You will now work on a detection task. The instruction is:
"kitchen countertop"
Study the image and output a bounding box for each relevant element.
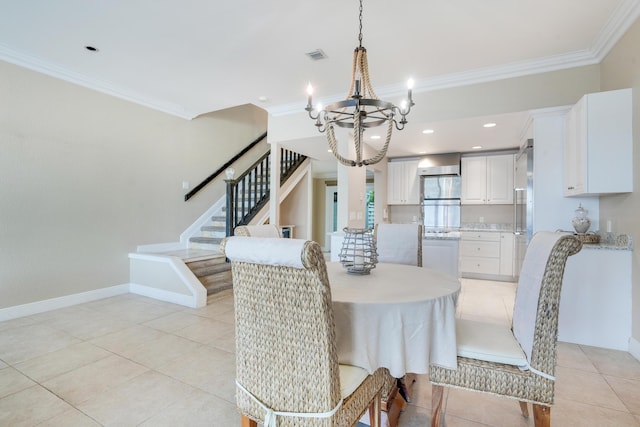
[423,231,461,240]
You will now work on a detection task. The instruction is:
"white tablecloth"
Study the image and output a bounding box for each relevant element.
[327,262,460,378]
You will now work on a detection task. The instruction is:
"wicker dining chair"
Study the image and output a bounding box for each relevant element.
[233,224,282,238]
[222,236,386,427]
[374,223,423,267]
[429,232,582,427]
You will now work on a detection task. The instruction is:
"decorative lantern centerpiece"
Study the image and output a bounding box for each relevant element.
[339,227,378,274]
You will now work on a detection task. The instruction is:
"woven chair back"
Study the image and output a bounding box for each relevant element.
[234,224,281,237]
[225,238,341,426]
[513,232,582,381]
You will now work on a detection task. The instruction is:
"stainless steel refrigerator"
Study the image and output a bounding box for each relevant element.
[514,139,533,277]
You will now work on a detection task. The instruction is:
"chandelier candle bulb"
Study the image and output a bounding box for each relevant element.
[306,83,313,107]
[408,78,414,102]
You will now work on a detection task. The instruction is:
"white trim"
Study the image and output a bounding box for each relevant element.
[128,252,207,308]
[629,337,640,362]
[179,196,226,244]
[129,283,199,308]
[268,0,640,118]
[0,43,198,120]
[591,0,640,62]
[0,284,129,322]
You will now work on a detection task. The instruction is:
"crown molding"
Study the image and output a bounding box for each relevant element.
[270,0,640,118]
[2,0,639,120]
[0,43,199,120]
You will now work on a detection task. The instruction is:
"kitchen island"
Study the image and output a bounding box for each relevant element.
[558,239,633,351]
[423,232,460,278]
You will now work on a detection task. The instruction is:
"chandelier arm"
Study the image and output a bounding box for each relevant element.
[362,118,393,166]
[327,124,357,167]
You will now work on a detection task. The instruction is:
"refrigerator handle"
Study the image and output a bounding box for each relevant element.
[514,188,524,232]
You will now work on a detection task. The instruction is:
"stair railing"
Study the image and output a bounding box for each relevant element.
[226,148,306,236]
[184,131,267,202]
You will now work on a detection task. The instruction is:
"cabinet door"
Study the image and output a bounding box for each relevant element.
[563,97,585,196]
[404,160,420,204]
[387,162,406,204]
[461,157,487,204]
[387,160,420,204]
[486,155,514,204]
[499,232,514,276]
[564,89,632,196]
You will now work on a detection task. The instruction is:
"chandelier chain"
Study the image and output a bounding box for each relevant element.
[358,0,363,48]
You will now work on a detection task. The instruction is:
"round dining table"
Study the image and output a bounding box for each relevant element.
[326,262,461,378]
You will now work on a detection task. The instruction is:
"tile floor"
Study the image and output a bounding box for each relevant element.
[1,279,639,426]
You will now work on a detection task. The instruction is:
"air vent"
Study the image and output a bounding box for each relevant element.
[306,49,327,61]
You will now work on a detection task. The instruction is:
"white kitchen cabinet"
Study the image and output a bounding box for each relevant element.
[499,232,514,276]
[459,231,501,275]
[387,160,420,205]
[461,154,514,205]
[563,88,632,196]
[459,231,514,278]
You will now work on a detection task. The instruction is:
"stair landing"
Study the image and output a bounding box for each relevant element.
[149,248,232,297]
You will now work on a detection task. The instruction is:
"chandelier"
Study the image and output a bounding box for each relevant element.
[305,0,414,167]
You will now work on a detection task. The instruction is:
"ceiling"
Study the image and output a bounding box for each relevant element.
[1,0,639,166]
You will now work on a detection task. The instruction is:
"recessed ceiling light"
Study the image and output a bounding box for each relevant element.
[370,135,381,140]
[258,96,269,103]
[422,129,434,134]
[483,123,497,128]
[472,145,483,150]
[328,149,332,153]
[418,151,427,154]
[84,46,99,52]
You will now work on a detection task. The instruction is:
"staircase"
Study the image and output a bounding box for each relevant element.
[180,147,306,299]
[185,213,229,296]
[185,255,233,296]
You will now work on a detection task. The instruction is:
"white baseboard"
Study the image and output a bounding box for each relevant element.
[0,284,129,322]
[629,337,640,362]
[129,283,200,308]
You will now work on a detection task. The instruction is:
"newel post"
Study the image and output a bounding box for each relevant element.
[225,168,236,236]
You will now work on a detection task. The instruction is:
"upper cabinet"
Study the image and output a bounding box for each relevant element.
[461,154,514,205]
[387,160,420,205]
[564,88,632,197]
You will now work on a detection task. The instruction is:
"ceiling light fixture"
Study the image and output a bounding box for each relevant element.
[483,123,497,128]
[422,129,434,134]
[305,0,414,167]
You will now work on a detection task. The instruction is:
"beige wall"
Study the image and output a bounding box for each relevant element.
[280,171,311,240]
[599,18,640,345]
[0,60,267,309]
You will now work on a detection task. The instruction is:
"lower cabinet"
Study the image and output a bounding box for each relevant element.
[459,231,514,278]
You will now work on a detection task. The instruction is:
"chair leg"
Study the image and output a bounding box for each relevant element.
[519,401,529,418]
[431,384,444,427]
[368,391,382,427]
[533,404,550,427]
[241,415,257,427]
